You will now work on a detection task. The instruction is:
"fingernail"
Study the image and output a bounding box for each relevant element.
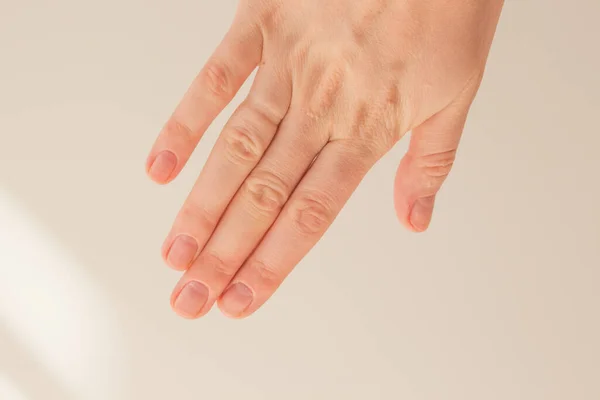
[167,235,198,270]
[410,196,435,232]
[148,151,177,183]
[220,283,254,317]
[173,281,208,318]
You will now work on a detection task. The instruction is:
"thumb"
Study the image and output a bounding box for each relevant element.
[394,80,480,232]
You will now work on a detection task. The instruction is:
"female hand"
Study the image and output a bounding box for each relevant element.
[146,0,504,319]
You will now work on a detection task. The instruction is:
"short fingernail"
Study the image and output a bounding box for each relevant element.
[173,281,208,318]
[410,196,435,232]
[148,151,177,183]
[166,235,198,270]
[221,283,254,317]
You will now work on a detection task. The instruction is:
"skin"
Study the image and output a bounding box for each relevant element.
[146,0,505,319]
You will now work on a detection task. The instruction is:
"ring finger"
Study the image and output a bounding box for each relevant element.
[162,63,292,271]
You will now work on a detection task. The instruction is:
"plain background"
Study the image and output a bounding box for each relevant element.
[0,0,598,399]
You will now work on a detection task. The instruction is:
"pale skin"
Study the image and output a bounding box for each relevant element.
[146,0,505,319]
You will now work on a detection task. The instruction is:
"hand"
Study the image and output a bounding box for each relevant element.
[146,0,504,319]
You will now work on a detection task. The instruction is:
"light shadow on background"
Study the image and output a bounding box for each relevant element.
[0,188,125,400]
[0,324,76,400]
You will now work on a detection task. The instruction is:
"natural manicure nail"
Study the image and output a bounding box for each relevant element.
[148,151,177,183]
[173,281,209,318]
[221,283,254,317]
[167,235,198,270]
[410,196,435,232]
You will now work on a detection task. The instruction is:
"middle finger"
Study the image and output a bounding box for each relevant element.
[171,110,328,318]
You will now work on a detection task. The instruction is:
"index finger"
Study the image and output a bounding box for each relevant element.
[146,17,263,184]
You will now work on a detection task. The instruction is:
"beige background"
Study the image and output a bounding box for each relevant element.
[0,0,599,399]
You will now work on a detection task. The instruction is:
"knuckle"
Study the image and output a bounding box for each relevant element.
[244,171,289,214]
[384,83,409,142]
[418,149,457,180]
[246,98,285,129]
[200,252,236,278]
[201,60,234,98]
[251,260,281,287]
[223,123,263,164]
[165,118,195,143]
[290,191,335,236]
[382,79,415,139]
[341,103,396,160]
[179,204,218,233]
[351,103,372,139]
[386,83,402,109]
[305,64,347,118]
[223,100,283,165]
